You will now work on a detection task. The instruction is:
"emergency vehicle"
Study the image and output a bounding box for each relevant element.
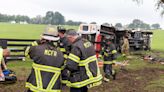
[78,24,116,58]
[78,24,153,53]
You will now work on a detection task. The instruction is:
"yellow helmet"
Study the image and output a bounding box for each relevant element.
[42,26,59,41]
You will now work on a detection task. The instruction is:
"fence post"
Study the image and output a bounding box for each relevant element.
[0,40,7,49]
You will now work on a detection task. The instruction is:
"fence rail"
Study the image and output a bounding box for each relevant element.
[0,38,37,61]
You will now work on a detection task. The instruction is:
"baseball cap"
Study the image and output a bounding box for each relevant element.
[65,29,78,36]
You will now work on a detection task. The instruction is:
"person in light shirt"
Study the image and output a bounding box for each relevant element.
[0,48,10,81]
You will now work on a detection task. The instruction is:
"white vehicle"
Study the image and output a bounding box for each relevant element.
[78,24,100,35]
[78,24,102,58]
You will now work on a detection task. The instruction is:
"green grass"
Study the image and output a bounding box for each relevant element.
[0,23,45,39]
[7,61,32,78]
[126,59,147,70]
[151,30,164,51]
[7,61,32,68]
[0,23,78,39]
[144,75,164,92]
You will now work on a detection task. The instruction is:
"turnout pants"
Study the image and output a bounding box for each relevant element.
[70,86,88,92]
[103,64,113,79]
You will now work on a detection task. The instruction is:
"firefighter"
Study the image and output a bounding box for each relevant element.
[0,48,9,81]
[58,26,71,53]
[102,36,117,82]
[58,27,71,84]
[25,27,65,92]
[65,29,102,92]
[121,33,129,56]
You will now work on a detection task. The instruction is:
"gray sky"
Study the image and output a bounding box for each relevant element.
[0,0,163,28]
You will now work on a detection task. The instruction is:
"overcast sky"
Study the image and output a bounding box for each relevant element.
[0,0,163,28]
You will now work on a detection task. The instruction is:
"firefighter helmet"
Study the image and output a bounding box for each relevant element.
[57,26,66,34]
[42,26,59,41]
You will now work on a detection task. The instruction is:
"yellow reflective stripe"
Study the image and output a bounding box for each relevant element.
[87,80,102,88]
[79,55,97,66]
[112,50,117,54]
[60,48,66,52]
[79,55,97,79]
[112,60,116,63]
[104,52,108,56]
[0,48,3,64]
[98,54,102,58]
[34,69,43,89]
[122,54,126,57]
[79,59,97,66]
[68,53,80,63]
[67,74,102,88]
[47,73,60,90]
[26,82,61,92]
[32,63,62,91]
[61,80,69,84]
[64,54,68,59]
[85,64,93,78]
[33,63,61,73]
[61,65,65,70]
[68,56,79,63]
[25,46,30,57]
[103,61,113,65]
[80,55,97,63]
[32,41,38,46]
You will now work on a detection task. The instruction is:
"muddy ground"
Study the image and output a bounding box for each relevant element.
[89,68,164,92]
[0,67,163,92]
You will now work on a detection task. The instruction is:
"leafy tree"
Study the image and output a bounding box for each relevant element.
[44,11,65,25]
[66,20,83,25]
[140,23,150,30]
[115,23,123,28]
[151,23,160,29]
[31,15,44,24]
[66,20,74,25]
[128,19,150,30]
[45,11,54,24]
[52,11,65,25]
[90,22,97,24]
[102,23,110,26]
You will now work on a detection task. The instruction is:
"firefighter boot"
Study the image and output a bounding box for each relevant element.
[112,69,116,80]
[103,74,110,82]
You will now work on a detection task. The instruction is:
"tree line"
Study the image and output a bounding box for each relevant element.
[114,19,161,30]
[91,19,161,30]
[0,11,162,30]
[0,11,83,25]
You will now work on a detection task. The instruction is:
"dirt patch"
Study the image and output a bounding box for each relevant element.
[89,68,164,92]
[0,68,163,92]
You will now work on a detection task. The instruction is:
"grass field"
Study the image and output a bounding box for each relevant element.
[0,23,164,92]
[0,23,78,39]
[0,23,163,51]
[151,30,164,51]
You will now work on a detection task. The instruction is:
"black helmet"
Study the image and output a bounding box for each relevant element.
[57,26,66,34]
